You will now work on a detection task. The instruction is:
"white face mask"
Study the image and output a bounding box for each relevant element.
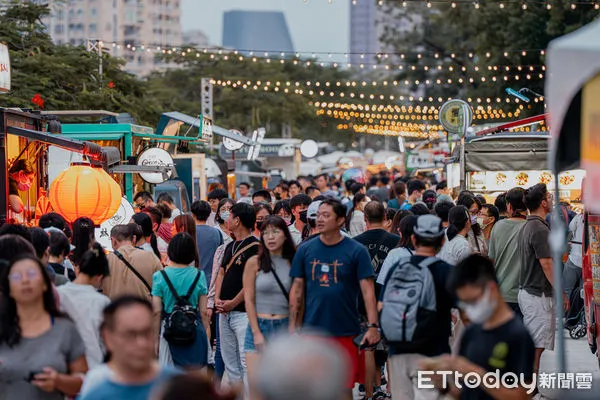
[461,286,497,325]
[476,217,485,226]
[220,211,231,222]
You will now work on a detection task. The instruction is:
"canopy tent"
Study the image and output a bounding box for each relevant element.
[546,19,600,172]
[463,133,549,172]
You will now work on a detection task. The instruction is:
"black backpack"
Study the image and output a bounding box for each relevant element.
[161,270,201,346]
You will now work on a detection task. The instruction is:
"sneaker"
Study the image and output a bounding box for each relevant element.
[373,390,387,400]
[358,384,366,396]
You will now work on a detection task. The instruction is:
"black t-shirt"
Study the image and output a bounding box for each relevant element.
[388,255,455,357]
[354,229,400,316]
[458,317,535,400]
[220,236,260,312]
[354,229,401,276]
[48,262,76,282]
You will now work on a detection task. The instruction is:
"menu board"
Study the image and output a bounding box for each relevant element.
[468,169,585,192]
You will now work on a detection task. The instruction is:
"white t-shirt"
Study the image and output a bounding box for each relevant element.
[569,213,584,267]
[349,210,367,237]
[57,283,111,368]
[438,234,472,266]
[168,208,182,223]
[288,224,303,246]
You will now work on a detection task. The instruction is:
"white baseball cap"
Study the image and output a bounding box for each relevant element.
[307,200,322,220]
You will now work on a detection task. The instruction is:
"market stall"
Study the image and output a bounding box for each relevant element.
[448,132,585,205]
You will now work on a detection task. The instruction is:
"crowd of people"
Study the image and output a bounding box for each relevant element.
[0,171,583,400]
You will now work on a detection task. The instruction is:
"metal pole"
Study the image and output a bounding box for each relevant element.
[98,41,103,86]
[550,178,567,373]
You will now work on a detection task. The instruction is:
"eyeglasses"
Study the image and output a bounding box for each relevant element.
[134,203,145,209]
[9,269,40,282]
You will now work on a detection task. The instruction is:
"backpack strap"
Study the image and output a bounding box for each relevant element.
[160,270,181,302]
[417,257,440,270]
[183,271,202,302]
[114,251,152,294]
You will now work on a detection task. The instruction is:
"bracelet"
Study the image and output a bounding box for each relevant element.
[367,323,379,329]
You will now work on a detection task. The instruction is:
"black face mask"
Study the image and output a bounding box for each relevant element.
[299,210,308,224]
[256,221,264,231]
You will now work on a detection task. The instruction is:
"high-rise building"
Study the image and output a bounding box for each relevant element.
[349,0,383,66]
[222,10,294,54]
[33,0,183,76]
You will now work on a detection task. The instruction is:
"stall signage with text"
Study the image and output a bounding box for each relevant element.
[582,74,600,213]
[0,44,10,93]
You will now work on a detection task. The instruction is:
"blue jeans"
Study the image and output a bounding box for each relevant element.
[218,311,249,384]
[244,317,289,353]
[214,319,225,378]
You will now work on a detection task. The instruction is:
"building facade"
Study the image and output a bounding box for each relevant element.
[37,0,183,76]
[222,10,294,54]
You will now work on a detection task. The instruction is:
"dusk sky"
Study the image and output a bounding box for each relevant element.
[181,0,350,55]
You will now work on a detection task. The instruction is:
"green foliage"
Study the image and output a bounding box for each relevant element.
[0,1,158,126]
[380,0,599,117]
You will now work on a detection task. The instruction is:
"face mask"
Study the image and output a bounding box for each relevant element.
[283,217,292,226]
[461,286,497,324]
[470,215,478,225]
[220,211,231,222]
[476,217,484,226]
[274,193,282,200]
[256,221,264,231]
[299,210,308,224]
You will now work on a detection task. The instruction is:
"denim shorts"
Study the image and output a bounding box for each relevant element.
[244,317,289,353]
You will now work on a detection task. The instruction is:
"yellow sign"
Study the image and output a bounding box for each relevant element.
[581,74,600,212]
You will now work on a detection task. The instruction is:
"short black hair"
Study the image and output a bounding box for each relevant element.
[494,193,507,214]
[48,230,71,258]
[252,190,271,202]
[254,202,273,216]
[28,227,49,260]
[110,225,133,242]
[273,200,292,216]
[437,181,448,191]
[364,201,385,224]
[207,188,228,201]
[319,198,346,220]
[38,212,68,235]
[290,194,312,210]
[79,243,110,278]
[413,234,444,252]
[407,180,426,196]
[482,204,500,223]
[524,183,548,212]
[131,213,153,237]
[156,192,175,205]
[434,201,454,223]
[102,296,152,331]
[344,179,356,192]
[305,186,319,196]
[143,206,162,226]
[232,202,256,230]
[380,176,390,185]
[350,182,364,195]
[133,191,153,202]
[506,187,526,214]
[168,232,197,265]
[410,203,431,216]
[316,173,329,182]
[288,180,301,188]
[156,203,172,220]
[475,194,487,205]
[238,182,250,189]
[191,200,212,222]
[447,254,498,294]
[0,224,31,242]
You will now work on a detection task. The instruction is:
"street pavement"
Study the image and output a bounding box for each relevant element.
[539,331,600,399]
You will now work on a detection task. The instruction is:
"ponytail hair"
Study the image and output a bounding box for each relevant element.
[346,193,366,230]
[447,206,470,242]
[71,217,95,266]
[78,243,109,278]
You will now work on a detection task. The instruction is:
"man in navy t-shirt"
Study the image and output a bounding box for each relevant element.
[290,198,380,391]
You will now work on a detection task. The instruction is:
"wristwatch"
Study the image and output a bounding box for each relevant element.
[367,323,379,329]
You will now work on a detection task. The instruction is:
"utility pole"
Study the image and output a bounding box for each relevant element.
[86,39,103,87]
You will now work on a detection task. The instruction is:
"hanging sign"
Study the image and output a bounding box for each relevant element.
[94,197,135,251]
[199,114,213,140]
[137,147,174,184]
[0,43,11,93]
[439,99,472,136]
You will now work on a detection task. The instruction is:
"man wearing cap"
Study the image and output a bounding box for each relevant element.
[380,215,455,400]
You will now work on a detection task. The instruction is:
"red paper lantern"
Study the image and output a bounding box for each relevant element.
[49,163,122,225]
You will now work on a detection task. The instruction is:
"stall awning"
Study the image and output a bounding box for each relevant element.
[464,134,549,172]
[7,126,103,160]
[156,112,256,146]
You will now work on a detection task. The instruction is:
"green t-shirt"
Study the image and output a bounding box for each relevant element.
[488,219,526,303]
[152,266,207,313]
